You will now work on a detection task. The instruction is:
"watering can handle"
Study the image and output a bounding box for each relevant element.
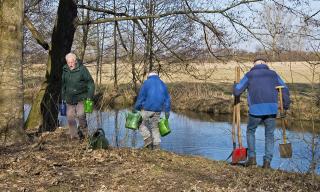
[276,86,287,144]
[97,128,105,135]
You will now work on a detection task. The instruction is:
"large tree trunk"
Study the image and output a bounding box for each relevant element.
[0,0,26,144]
[25,0,78,132]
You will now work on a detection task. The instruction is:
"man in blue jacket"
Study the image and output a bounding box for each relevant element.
[134,71,171,150]
[233,57,290,168]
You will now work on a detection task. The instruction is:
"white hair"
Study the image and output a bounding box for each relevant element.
[65,53,77,61]
[148,72,158,77]
[254,59,266,65]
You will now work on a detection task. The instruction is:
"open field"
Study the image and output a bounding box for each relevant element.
[83,61,320,84]
[24,61,320,85]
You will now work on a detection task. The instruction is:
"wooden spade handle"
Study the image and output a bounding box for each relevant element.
[235,67,242,147]
[276,86,287,144]
[232,104,236,148]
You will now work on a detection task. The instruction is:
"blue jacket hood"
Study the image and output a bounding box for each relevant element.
[250,64,269,71]
[134,75,171,112]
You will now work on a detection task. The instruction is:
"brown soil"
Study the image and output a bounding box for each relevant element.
[1,128,319,192]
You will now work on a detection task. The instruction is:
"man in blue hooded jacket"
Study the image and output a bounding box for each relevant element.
[233,57,290,168]
[134,71,171,150]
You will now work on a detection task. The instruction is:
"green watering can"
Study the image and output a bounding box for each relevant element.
[158,118,171,137]
[125,111,142,130]
[88,128,109,150]
[84,98,93,113]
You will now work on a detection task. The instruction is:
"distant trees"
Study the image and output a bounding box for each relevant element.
[24,0,265,131]
[259,1,294,60]
[21,0,320,134]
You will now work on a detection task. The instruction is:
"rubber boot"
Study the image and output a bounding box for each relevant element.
[143,137,152,149]
[262,160,271,169]
[244,157,257,167]
[152,145,160,150]
[78,130,85,142]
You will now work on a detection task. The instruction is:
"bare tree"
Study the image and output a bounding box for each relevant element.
[259,1,294,61]
[77,0,264,82]
[25,0,304,133]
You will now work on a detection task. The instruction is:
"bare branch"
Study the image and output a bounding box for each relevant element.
[140,18,184,62]
[25,0,44,12]
[24,16,50,50]
[77,4,127,17]
[77,0,262,25]
[183,0,229,55]
[220,12,267,51]
[202,26,226,62]
[116,23,129,53]
[184,0,224,40]
[305,9,320,22]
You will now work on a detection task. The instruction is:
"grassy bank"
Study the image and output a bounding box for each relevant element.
[23,80,319,121]
[94,82,234,113]
[94,82,320,121]
[0,128,319,191]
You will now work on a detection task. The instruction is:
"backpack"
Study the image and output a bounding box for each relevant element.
[88,128,109,150]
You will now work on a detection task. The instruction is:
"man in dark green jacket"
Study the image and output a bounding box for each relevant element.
[61,53,95,140]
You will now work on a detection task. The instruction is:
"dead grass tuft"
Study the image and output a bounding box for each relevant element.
[0,129,319,191]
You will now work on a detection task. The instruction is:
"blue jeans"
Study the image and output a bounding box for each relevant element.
[247,114,276,162]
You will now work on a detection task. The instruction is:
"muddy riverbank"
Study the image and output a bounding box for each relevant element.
[0,128,319,191]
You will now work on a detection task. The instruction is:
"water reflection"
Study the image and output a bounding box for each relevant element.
[84,110,141,148]
[24,105,319,174]
[177,110,320,134]
[87,109,320,174]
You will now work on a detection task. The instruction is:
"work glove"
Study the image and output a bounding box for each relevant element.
[233,81,237,86]
[165,112,170,119]
[232,81,237,94]
[280,111,286,118]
